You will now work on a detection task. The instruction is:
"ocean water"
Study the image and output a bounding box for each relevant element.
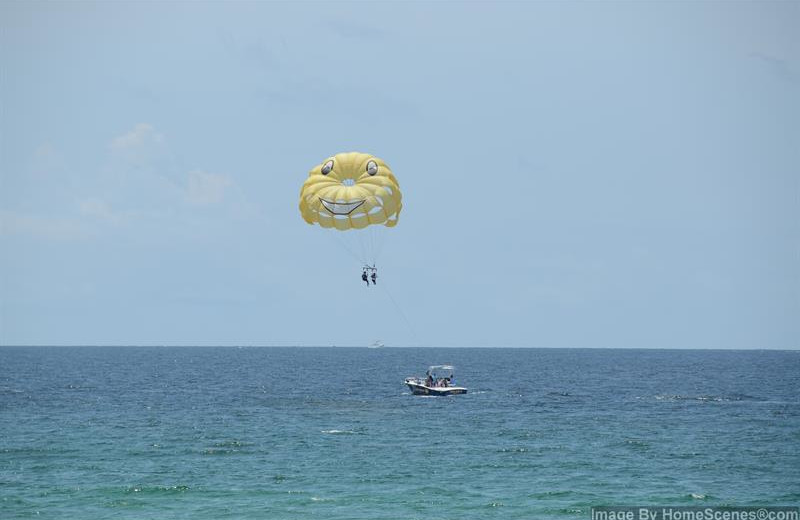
[1,347,798,519]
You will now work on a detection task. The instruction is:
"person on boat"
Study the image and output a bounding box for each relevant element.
[425,373,433,387]
[371,270,377,285]
[361,270,369,286]
[443,377,450,388]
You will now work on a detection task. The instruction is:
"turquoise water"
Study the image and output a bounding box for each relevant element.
[1,347,799,519]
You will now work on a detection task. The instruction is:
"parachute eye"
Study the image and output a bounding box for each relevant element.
[321,160,334,175]
[366,160,378,176]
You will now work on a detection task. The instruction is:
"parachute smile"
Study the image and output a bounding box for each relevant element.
[320,198,366,215]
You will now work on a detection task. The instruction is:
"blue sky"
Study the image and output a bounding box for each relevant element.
[1,1,797,348]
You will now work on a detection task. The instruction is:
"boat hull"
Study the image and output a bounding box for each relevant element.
[405,381,467,396]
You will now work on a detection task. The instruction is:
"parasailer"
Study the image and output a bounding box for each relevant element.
[299,152,402,283]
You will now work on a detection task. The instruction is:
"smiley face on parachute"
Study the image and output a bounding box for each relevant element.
[299,152,402,230]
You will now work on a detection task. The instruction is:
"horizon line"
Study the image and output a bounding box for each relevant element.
[1,345,798,351]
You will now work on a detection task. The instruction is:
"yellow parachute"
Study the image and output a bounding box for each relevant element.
[299,152,402,231]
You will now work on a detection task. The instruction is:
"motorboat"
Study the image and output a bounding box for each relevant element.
[405,365,467,396]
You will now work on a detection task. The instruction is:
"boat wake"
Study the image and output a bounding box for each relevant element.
[654,394,759,402]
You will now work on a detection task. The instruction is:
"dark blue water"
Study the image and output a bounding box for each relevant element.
[1,347,799,519]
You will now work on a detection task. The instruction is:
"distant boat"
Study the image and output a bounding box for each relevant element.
[368,340,384,349]
[405,365,467,396]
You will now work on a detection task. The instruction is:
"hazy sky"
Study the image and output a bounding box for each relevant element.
[1,1,797,348]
